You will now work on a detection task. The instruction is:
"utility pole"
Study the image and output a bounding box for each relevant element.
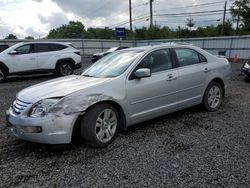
[222,1,227,35]
[129,0,132,32]
[150,0,154,27]
[236,6,241,32]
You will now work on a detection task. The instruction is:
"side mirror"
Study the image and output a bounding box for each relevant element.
[134,68,151,78]
[9,50,18,55]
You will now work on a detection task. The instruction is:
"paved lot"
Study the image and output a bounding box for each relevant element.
[0,61,249,187]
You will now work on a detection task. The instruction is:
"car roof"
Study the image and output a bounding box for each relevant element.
[121,43,195,52]
[16,41,71,45]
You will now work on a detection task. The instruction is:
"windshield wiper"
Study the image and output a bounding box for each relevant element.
[83,74,94,77]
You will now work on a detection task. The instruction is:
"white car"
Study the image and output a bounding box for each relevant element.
[0,42,82,82]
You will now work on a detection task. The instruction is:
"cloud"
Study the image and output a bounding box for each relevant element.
[0,0,235,38]
[51,0,128,19]
[38,12,69,29]
[0,17,19,38]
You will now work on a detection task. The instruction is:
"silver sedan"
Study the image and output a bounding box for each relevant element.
[6,43,231,147]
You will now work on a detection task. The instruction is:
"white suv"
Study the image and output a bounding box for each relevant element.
[0,42,82,82]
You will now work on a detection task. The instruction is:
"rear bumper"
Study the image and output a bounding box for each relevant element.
[6,108,78,144]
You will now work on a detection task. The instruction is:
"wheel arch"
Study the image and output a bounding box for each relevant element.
[0,61,9,75]
[71,100,127,143]
[208,77,225,97]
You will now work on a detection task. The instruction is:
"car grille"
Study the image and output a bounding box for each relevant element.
[12,99,31,114]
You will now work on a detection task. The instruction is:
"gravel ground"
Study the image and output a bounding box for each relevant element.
[0,61,249,188]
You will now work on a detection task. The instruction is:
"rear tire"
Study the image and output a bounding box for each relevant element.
[80,103,119,147]
[244,76,250,82]
[57,62,74,76]
[202,82,223,111]
[0,67,7,83]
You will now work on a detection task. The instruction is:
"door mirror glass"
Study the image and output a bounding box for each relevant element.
[9,50,18,55]
[134,68,151,78]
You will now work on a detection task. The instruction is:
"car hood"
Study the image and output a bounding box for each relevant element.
[17,75,111,103]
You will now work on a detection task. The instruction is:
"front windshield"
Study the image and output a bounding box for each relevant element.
[82,49,144,78]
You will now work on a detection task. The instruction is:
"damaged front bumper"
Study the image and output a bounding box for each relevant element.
[6,107,78,144]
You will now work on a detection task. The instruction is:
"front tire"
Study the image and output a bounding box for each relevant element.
[202,82,223,111]
[80,103,119,147]
[0,67,7,83]
[57,62,74,76]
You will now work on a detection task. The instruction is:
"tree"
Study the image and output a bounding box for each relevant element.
[86,27,115,39]
[135,27,148,40]
[25,36,34,40]
[135,25,176,40]
[5,34,17,39]
[217,20,234,36]
[230,0,250,31]
[47,21,86,39]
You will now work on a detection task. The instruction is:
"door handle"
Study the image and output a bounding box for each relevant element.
[29,58,35,60]
[166,74,177,81]
[204,68,210,72]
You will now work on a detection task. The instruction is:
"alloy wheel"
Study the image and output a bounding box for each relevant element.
[95,109,117,143]
[60,63,73,75]
[208,85,221,109]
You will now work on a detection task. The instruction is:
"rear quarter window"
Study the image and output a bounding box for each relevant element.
[199,53,207,63]
[57,44,67,50]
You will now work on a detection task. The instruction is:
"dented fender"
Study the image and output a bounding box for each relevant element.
[51,93,117,115]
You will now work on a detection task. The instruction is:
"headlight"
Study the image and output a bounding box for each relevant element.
[244,62,250,69]
[29,98,61,117]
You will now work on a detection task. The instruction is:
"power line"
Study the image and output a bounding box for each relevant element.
[154,9,230,17]
[114,11,228,28]
[107,1,232,28]
[155,12,227,18]
[157,19,221,24]
[109,15,150,27]
[154,0,234,6]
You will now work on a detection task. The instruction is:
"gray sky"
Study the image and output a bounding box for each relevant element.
[0,0,234,39]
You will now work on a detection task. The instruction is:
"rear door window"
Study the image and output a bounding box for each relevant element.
[175,48,201,67]
[34,44,51,53]
[34,43,67,53]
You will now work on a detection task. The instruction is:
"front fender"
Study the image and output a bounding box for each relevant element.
[0,61,9,74]
[51,93,121,115]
